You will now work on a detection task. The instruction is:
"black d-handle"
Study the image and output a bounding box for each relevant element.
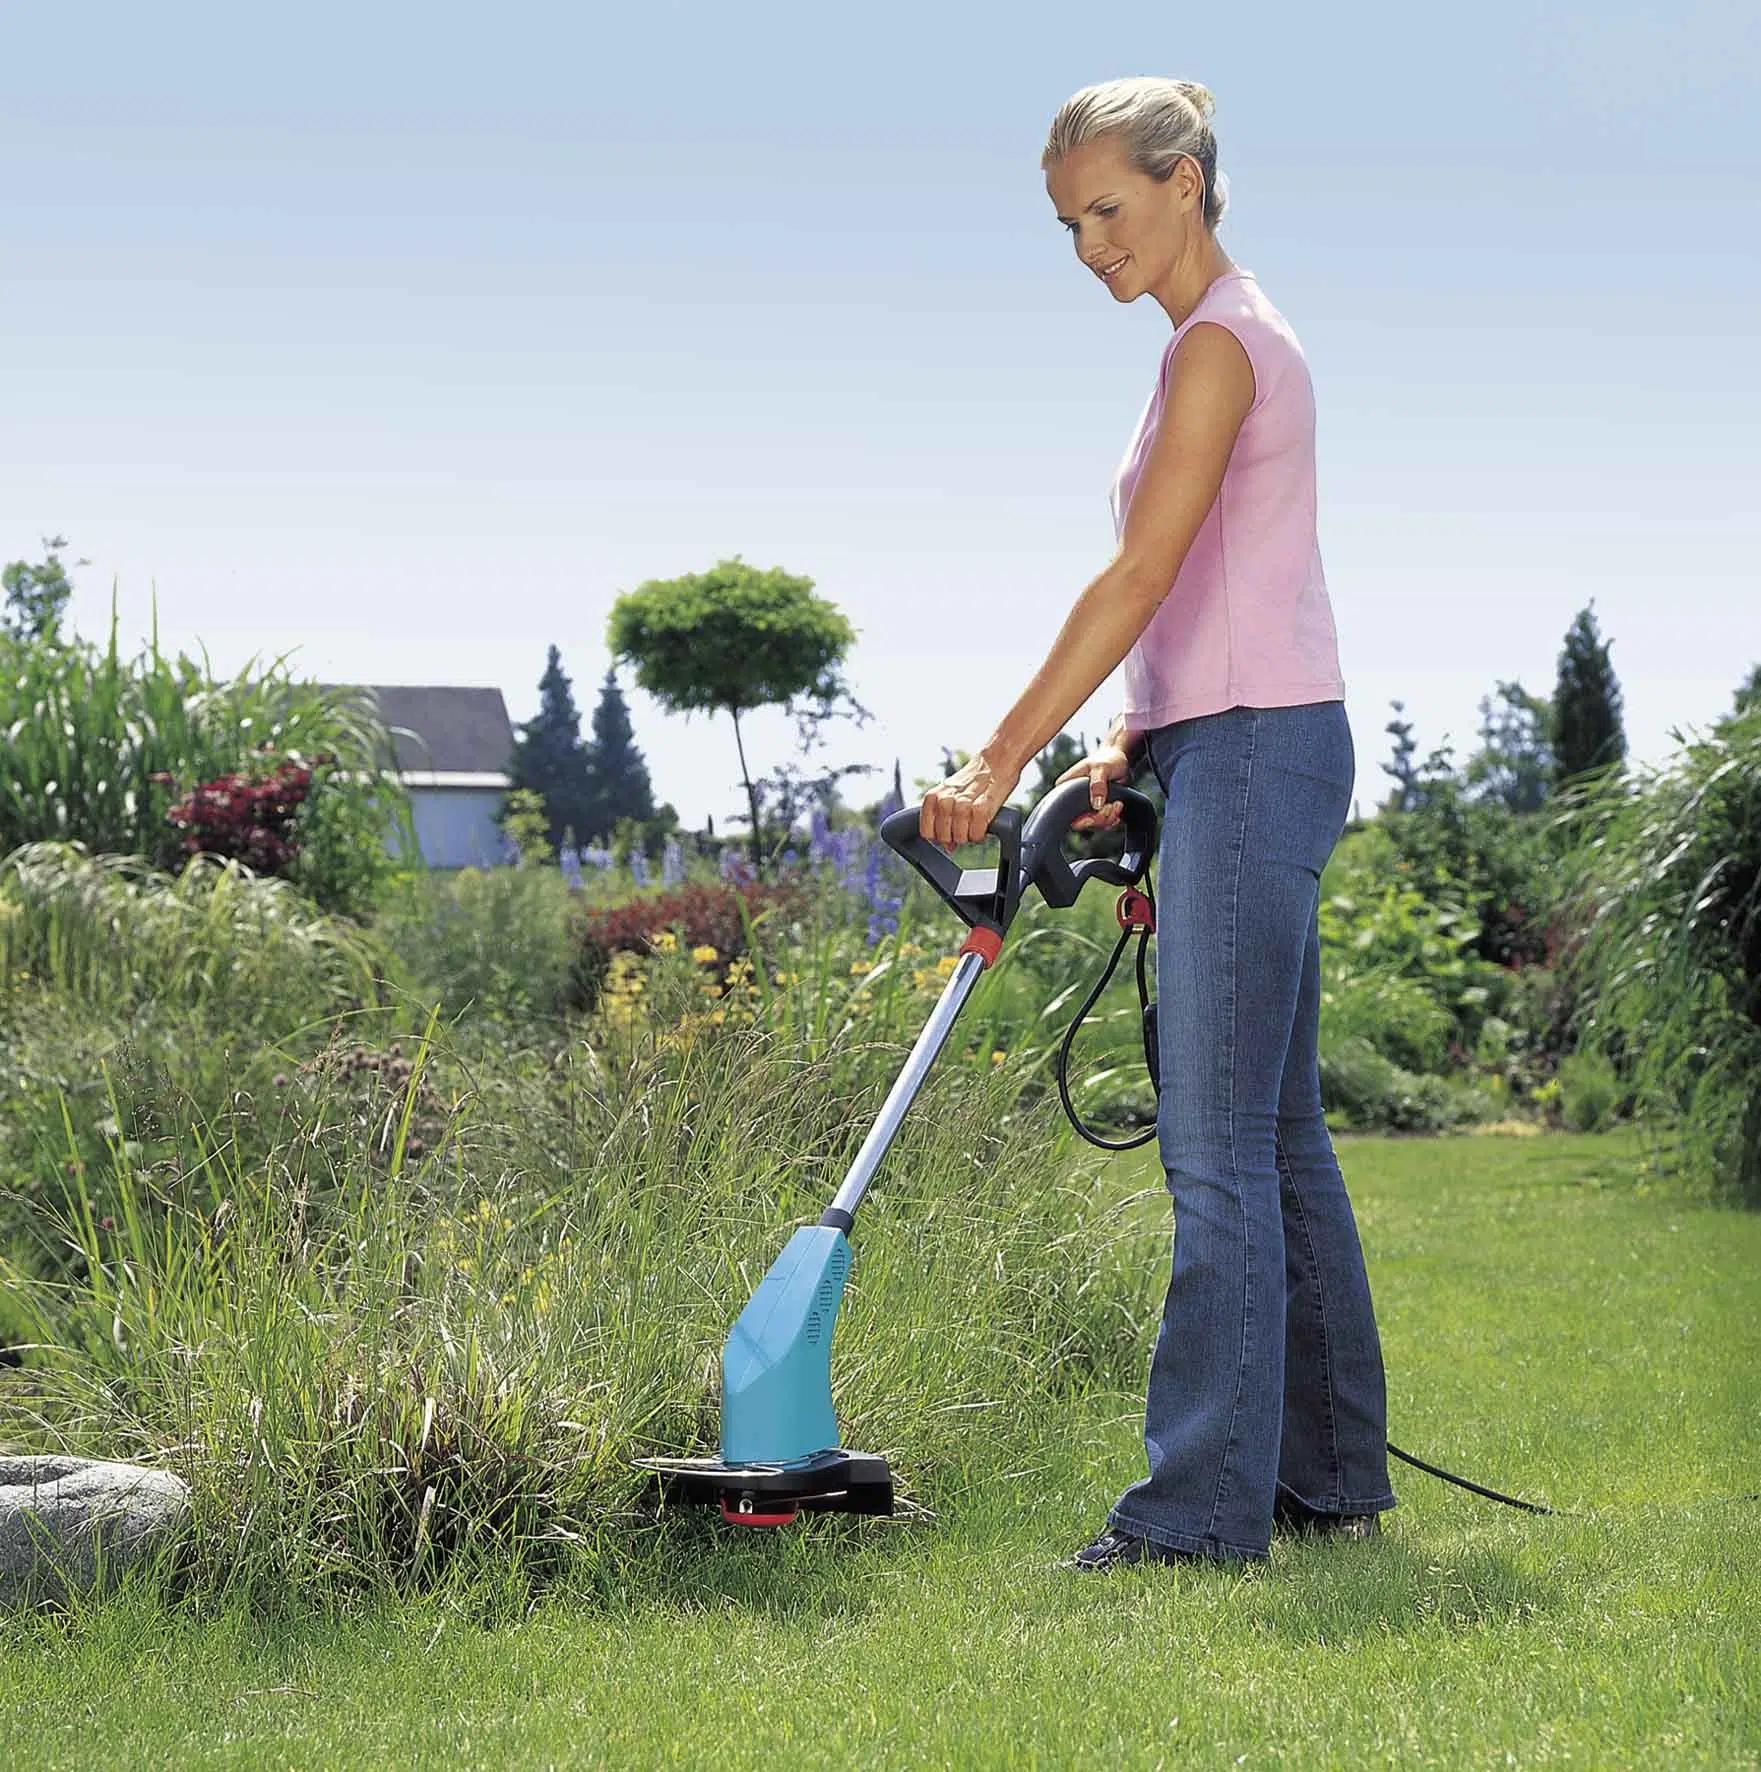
[1020,778,1158,910]
[879,802,1024,937]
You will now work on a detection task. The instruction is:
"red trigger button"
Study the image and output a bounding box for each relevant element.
[1116,890,1155,933]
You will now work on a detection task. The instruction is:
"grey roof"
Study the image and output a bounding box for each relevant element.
[322,685,515,776]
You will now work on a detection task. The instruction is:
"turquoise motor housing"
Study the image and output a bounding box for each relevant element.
[720,1224,852,1467]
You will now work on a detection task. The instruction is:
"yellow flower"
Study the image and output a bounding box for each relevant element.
[652,929,679,953]
[850,960,872,977]
[692,944,719,964]
[935,954,959,977]
[991,1050,1007,1066]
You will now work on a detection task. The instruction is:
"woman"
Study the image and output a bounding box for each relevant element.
[919,77,1397,1569]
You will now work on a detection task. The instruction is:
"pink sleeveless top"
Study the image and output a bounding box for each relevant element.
[1110,269,1345,728]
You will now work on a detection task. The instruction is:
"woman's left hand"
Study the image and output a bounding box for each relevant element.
[920,751,1021,851]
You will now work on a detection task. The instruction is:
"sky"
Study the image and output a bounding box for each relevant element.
[4,0,1757,830]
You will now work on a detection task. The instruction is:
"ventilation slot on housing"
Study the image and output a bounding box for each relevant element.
[804,1266,844,1347]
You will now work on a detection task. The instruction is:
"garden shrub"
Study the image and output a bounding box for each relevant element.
[1318,1033,1490,1133]
[1321,969,1458,1077]
[1374,779,1559,970]
[166,757,318,873]
[567,879,807,1011]
[1319,825,1506,1061]
[1556,1049,1621,1133]
[157,750,397,922]
[373,864,582,1024]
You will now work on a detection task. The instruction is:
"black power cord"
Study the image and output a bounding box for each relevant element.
[1384,1441,1554,1513]
[1054,877,1160,1153]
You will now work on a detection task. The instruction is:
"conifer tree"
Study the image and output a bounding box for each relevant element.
[1381,700,1419,812]
[1552,603,1627,785]
[506,644,592,850]
[583,667,655,838]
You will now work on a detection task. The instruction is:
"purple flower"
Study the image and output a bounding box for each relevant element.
[833,828,865,892]
[861,833,905,943]
[559,843,583,890]
[630,850,650,887]
[662,838,685,886]
[582,844,613,871]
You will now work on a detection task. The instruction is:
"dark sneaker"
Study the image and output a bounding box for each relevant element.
[1316,1512,1381,1540]
[1064,1528,1203,1571]
[1274,1504,1382,1541]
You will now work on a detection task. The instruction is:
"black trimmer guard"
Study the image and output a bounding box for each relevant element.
[634,1449,894,1526]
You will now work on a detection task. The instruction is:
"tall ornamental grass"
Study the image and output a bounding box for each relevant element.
[0,845,394,1260]
[1553,707,1761,1203]
[0,842,381,1017]
[2,989,1156,1605]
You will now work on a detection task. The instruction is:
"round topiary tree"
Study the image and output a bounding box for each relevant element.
[607,557,856,877]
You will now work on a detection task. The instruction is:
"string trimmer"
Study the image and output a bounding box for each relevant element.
[636,777,1159,1525]
[635,771,1585,1529]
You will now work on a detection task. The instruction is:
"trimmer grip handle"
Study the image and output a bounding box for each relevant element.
[879,803,1025,937]
[1020,779,1158,909]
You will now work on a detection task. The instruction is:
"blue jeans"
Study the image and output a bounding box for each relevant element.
[1107,701,1397,1561]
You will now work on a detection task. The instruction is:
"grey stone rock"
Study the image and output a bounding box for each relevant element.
[0,1456,190,1608]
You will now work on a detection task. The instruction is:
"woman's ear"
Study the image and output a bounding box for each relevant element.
[1180,155,1207,217]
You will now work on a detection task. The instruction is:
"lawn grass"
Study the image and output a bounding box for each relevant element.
[3,1130,1758,1770]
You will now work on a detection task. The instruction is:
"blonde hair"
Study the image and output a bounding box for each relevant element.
[1042,78,1229,229]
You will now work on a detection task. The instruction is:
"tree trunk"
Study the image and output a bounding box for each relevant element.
[729,706,764,880]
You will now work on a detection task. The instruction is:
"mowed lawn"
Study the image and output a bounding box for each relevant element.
[4,1131,1758,1770]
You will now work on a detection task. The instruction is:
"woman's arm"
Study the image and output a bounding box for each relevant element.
[919,320,1256,850]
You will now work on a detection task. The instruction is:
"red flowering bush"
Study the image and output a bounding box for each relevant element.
[166,755,332,875]
[567,880,804,1011]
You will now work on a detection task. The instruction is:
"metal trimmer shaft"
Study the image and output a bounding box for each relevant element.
[817,946,990,1231]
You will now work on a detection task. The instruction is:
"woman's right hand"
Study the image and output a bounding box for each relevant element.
[1055,730,1139,832]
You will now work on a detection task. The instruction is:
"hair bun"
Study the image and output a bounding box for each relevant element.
[1172,80,1216,120]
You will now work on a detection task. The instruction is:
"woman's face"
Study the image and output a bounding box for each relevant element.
[1045,137,1202,301]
